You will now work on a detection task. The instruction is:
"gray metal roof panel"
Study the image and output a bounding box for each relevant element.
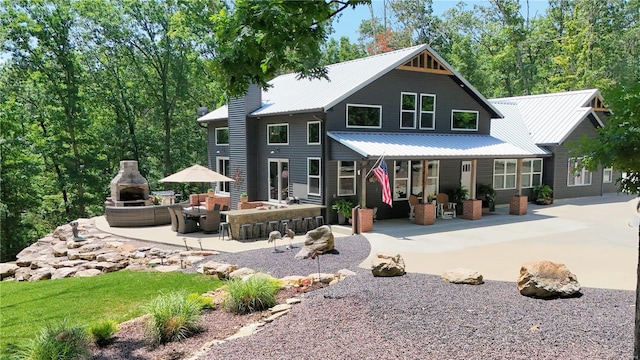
[327,131,539,159]
[490,102,550,156]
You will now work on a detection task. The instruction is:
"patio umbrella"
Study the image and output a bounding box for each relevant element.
[159,164,234,183]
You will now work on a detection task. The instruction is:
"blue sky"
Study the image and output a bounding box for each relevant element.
[331,0,550,42]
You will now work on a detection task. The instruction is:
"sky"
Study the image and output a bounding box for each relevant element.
[330,0,550,42]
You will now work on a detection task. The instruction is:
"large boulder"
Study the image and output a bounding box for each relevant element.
[517,260,581,298]
[441,268,484,285]
[371,252,406,277]
[294,225,335,260]
[0,263,19,280]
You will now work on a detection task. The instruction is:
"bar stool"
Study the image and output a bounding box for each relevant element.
[279,219,291,234]
[240,224,252,241]
[314,215,325,228]
[292,218,303,234]
[267,221,279,234]
[252,222,265,240]
[302,217,315,232]
[219,222,231,240]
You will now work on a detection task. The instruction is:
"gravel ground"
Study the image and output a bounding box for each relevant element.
[198,235,634,360]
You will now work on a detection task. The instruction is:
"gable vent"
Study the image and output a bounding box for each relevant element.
[590,96,608,112]
[397,50,453,75]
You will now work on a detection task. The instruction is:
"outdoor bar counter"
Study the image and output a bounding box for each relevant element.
[221,204,324,240]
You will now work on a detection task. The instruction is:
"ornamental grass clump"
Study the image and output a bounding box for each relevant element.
[88,320,118,347]
[21,320,90,360]
[225,276,281,314]
[143,291,203,346]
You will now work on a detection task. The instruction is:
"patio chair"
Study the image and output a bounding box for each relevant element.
[436,193,456,218]
[167,206,179,232]
[177,209,199,234]
[408,195,419,221]
[199,210,220,234]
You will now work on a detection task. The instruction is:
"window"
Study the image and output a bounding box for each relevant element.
[493,159,517,190]
[215,127,229,145]
[521,158,543,188]
[308,158,321,196]
[307,121,321,145]
[346,104,382,128]
[338,161,356,195]
[216,157,230,193]
[394,160,410,200]
[568,157,592,186]
[267,123,288,145]
[400,92,417,129]
[451,110,478,131]
[426,160,439,196]
[603,168,613,183]
[420,94,436,130]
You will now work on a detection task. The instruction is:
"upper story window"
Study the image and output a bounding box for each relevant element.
[521,158,543,188]
[337,161,356,195]
[346,104,382,128]
[451,110,478,131]
[603,167,613,183]
[493,159,517,190]
[267,123,288,145]
[568,157,592,186]
[420,94,436,130]
[215,127,229,145]
[307,121,321,145]
[400,92,417,129]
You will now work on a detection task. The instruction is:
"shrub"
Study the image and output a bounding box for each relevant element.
[225,276,281,314]
[88,320,118,347]
[20,320,90,360]
[186,292,214,310]
[143,291,203,346]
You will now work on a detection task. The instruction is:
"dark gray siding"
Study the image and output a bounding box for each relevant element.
[325,69,493,135]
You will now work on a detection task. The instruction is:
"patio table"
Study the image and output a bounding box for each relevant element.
[221,204,324,240]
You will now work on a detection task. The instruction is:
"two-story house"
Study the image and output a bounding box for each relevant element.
[197,44,618,222]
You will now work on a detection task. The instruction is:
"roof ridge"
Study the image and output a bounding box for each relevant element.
[324,44,426,68]
[490,89,597,102]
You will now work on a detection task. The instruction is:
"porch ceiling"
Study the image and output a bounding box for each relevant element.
[327,131,543,160]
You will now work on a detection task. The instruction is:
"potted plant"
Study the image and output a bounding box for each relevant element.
[331,198,354,225]
[447,185,469,215]
[477,183,496,211]
[240,192,248,203]
[532,184,553,205]
[207,188,215,198]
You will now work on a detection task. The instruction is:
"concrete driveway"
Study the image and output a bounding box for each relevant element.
[360,193,639,290]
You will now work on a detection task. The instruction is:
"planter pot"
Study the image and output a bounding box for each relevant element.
[241,196,248,203]
[356,208,374,233]
[536,198,554,205]
[337,213,346,225]
[463,199,482,220]
[414,203,435,225]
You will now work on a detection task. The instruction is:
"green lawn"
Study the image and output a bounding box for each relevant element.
[0,270,223,350]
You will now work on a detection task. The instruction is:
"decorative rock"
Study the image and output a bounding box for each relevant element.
[154,265,182,273]
[29,268,53,281]
[105,241,124,249]
[229,267,255,280]
[51,267,78,280]
[117,244,137,253]
[311,273,336,284]
[517,260,581,299]
[270,303,292,314]
[280,275,306,286]
[337,269,357,277]
[96,252,126,263]
[264,310,290,322]
[441,268,484,285]
[294,225,335,259]
[75,269,103,278]
[0,263,19,280]
[286,297,301,305]
[371,252,406,277]
[52,242,69,257]
[54,260,87,268]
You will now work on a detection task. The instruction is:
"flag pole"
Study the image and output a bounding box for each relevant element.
[364,153,385,179]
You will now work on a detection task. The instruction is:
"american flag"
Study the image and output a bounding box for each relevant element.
[373,157,393,207]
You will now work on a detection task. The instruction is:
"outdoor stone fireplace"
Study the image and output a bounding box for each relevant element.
[105,160,150,207]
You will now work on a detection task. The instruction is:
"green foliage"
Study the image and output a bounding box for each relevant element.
[331,198,354,218]
[225,276,281,314]
[447,186,469,204]
[88,320,118,347]
[186,292,215,310]
[477,183,496,200]
[20,320,90,360]
[0,270,222,352]
[532,184,554,203]
[143,291,204,346]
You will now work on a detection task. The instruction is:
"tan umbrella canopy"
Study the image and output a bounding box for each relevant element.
[159,164,234,183]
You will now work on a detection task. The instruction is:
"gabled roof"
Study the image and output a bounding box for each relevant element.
[327,132,538,159]
[198,44,502,122]
[489,89,605,146]
[490,102,550,156]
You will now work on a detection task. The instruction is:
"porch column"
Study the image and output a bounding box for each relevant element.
[516,159,523,196]
[470,160,477,199]
[360,160,368,209]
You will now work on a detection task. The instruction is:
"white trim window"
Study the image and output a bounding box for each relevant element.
[521,158,543,188]
[216,156,231,193]
[603,167,613,183]
[493,159,517,190]
[420,94,436,130]
[307,121,321,145]
[215,127,229,145]
[451,110,479,131]
[426,160,439,197]
[394,160,410,200]
[346,104,382,128]
[400,92,417,129]
[568,157,592,186]
[267,123,289,145]
[338,161,356,195]
[307,158,321,196]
